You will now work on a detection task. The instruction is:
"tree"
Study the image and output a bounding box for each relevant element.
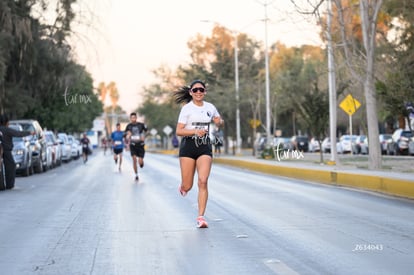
[357,0,384,169]
[0,0,102,133]
[186,25,263,151]
[380,0,414,131]
[298,0,386,169]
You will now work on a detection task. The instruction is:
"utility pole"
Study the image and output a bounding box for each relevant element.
[327,0,338,163]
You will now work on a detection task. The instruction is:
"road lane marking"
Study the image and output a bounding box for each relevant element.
[264,258,299,275]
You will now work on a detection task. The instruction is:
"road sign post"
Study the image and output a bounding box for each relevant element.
[163,125,173,150]
[339,94,361,155]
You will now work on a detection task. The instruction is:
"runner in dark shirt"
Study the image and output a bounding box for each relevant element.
[80,133,91,164]
[124,112,147,181]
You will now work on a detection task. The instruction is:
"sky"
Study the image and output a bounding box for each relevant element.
[71,0,323,113]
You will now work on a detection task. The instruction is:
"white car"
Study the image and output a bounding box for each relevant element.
[357,134,393,155]
[379,134,392,155]
[387,129,413,155]
[352,135,367,154]
[44,131,62,167]
[321,137,331,153]
[67,135,81,160]
[337,135,358,154]
[57,133,72,162]
[308,138,320,152]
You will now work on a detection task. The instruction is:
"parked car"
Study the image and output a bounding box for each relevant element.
[45,137,54,171]
[57,133,72,162]
[337,135,358,154]
[356,134,393,155]
[67,135,81,160]
[10,124,33,176]
[273,137,294,151]
[379,134,392,155]
[409,137,414,156]
[308,138,320,152]
[254,134,266,153]
[321,137,332,153]
[360,137,369,155]
[9,119,47,173]
[0,132,4,190]
[352,135,367,154]
[291,135,309,152]
[387,129,413,155]
[44,131,62,167]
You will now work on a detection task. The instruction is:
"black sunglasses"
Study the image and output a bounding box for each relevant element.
[191,87,205,93]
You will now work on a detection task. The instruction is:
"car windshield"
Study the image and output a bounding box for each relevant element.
[57,134,66,141]
[10,124,28,142]
[17,123,35,132]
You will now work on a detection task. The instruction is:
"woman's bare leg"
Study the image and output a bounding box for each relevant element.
[179,157,196,193]
[195,155,212,216]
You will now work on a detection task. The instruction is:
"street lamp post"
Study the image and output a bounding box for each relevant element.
[233,32,242,155]
[327,0,338,163]
[263,2,272,146]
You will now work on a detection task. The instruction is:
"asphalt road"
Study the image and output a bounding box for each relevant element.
[1,151,413,275]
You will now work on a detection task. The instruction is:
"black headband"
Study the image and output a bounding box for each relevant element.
[190,80,206,88]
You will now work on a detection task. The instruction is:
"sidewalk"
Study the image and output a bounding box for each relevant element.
[212,149,414,200]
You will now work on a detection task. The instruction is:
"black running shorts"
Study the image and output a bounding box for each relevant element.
[113,148,123,155]
[130,143,145,158]
[179,136,212,160]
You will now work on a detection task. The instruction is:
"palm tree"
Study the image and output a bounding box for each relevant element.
[106,81,120,132]
[107,81,119,111]
[98,82,108,103]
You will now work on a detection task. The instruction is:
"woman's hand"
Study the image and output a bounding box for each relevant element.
[195,128,207,137]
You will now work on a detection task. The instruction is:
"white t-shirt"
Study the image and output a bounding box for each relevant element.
[177,101,220,134]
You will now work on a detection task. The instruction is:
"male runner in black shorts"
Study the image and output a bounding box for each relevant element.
[111,123,125,171]
[124,112,147,181]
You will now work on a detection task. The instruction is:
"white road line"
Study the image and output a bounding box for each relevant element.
[264,258,300,275]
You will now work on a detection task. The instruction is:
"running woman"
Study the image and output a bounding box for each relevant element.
[111,123,124,171]
[173,80,224,228]
[124,112,147,181]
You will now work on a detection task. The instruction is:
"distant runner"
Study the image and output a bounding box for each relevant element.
[80,133,91,164]
[111,123,124,172]
[124,112,147,181]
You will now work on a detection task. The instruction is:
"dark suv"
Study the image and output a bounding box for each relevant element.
[9,119,47,173]
[291,135,309,152]
[9,124,33,176]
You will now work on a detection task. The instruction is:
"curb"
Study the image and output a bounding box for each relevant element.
[213,158,414,200]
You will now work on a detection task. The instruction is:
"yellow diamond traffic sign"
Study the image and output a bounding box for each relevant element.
[339,94,361,116]
[249,119,261,129]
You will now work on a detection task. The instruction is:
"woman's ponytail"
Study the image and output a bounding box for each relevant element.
[173,85,192,104]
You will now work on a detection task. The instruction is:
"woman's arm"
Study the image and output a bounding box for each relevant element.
[176,123,207,137]
[212,116,224,127]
